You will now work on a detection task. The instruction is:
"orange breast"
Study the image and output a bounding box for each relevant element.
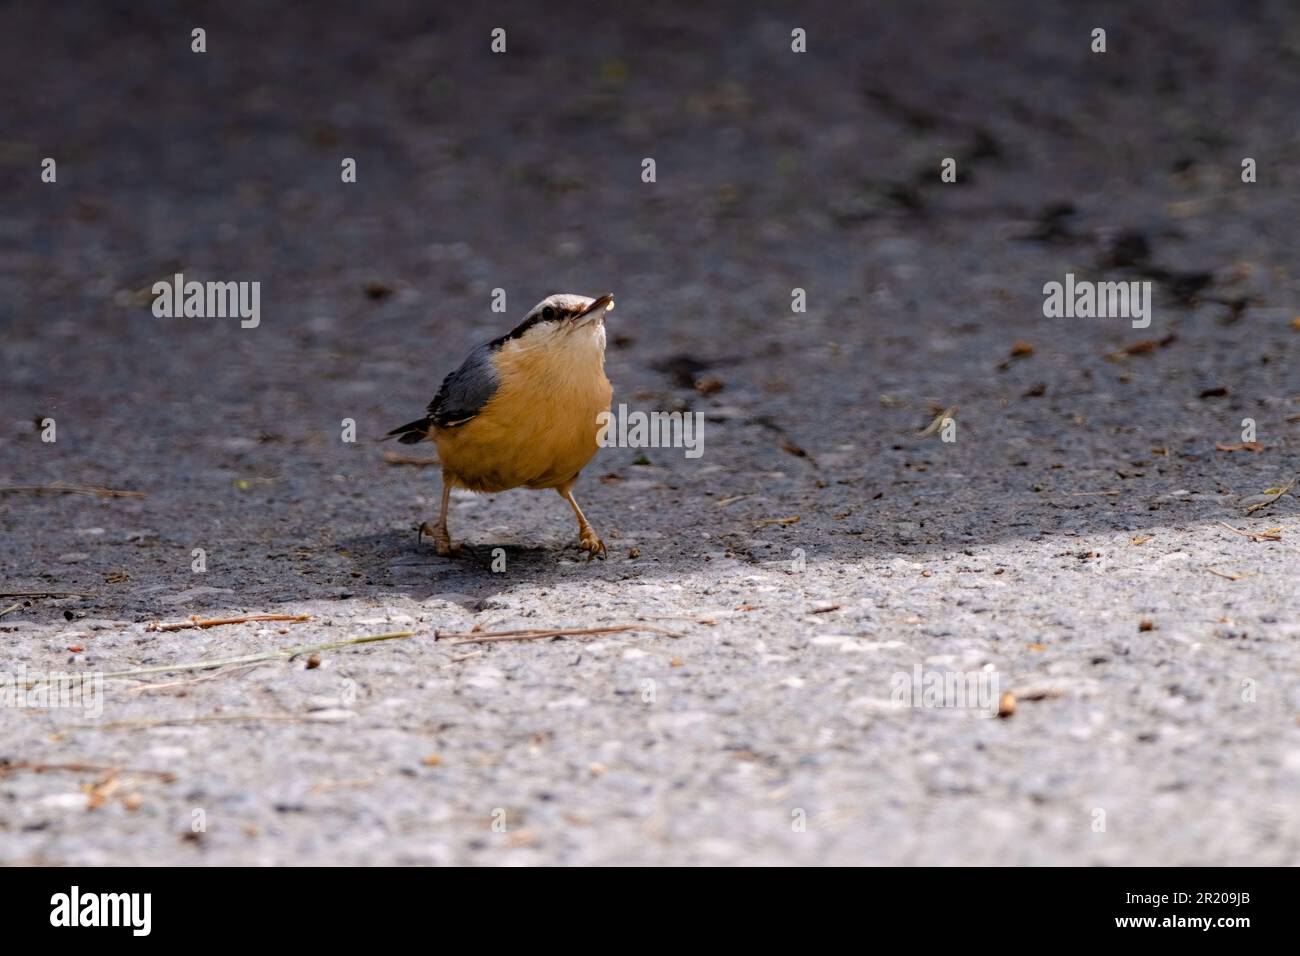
[434,338,611,492]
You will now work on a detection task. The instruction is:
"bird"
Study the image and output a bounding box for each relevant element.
[385,292,615,559]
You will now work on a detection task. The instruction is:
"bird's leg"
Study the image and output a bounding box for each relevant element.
[417,473,455,556]
[558,483,605,560]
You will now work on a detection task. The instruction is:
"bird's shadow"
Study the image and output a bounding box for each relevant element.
[331,528,612,610]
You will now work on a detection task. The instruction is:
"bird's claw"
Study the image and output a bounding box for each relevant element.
[579,533,606,561]
[417,521,454,556]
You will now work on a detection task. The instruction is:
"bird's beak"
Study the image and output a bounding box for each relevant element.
[574,292,614,326]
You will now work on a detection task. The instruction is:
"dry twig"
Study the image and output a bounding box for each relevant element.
[0,590,96,598]
[124,662,269,695]
[1244,477,1296,515]
[918,405,958,438]
[1206,568,1253,581]
[0,761,176,782]
[77,714,334,733]
[0,484,145,498]
[1218,521,1282,542]
[436,624,680,645]
[148,613,311,632]
[20,631,418,689]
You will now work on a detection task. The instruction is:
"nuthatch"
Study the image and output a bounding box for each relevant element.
[386,293,615,559]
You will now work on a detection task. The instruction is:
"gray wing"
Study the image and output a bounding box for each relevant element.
[427,342,500,428]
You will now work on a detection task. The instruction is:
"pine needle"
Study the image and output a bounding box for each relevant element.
[148,613,311,632]
[19,631,419,688]
[436,624,680,645]
[0,484,145,498]
[1244,476,1297,515]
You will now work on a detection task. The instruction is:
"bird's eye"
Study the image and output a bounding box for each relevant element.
[541,306,557,321]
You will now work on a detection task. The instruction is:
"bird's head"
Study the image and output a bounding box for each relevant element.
[506,292,615,351]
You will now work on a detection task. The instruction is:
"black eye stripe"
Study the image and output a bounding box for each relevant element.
[495,302,574,346]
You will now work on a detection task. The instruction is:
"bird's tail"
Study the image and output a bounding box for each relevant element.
[383,417,432,444]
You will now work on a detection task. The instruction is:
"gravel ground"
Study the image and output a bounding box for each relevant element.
[1,1,1298,865]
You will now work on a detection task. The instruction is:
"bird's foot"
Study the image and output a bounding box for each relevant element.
[417,521,455,557]
[578,529,606,561]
